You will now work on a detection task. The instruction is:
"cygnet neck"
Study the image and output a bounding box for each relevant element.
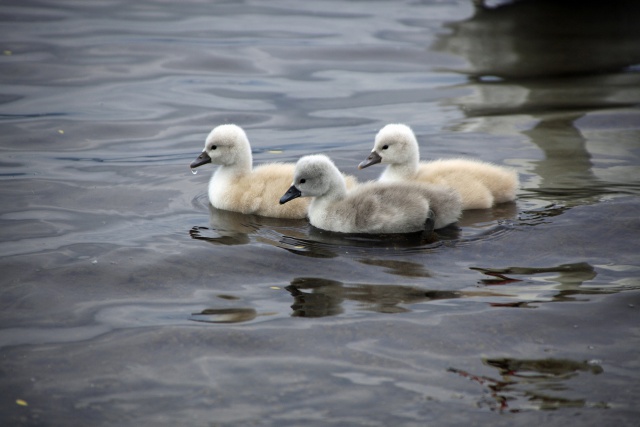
[326,178,348,201]
[382,155,420,180]
[217,140,253,177]
[313,168,349,206]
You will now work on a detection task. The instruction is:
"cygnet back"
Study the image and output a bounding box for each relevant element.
[359,123,519,210]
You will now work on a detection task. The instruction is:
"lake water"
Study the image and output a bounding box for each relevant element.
[1,0,639,426]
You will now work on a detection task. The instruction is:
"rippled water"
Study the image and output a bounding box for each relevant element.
[2,0,640,426]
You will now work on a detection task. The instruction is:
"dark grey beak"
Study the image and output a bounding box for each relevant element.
[358,151,382,169]
[190,151,211,169]
[280,185,302,204]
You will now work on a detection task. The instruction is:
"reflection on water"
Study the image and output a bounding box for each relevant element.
[282,263,609,317]
[190,308,257,324]
[516,203,568,226]
[190,202,523,258]
[2,0,639,424]
[184,263,613,321]
[357,259,432,278]
[285,277,467,317]
[485,357,603,377]
[189,203,447,256]
[439,65,640,208]
[286,279,345,317]
[444,74,640,122]
[471,262,606,306]
[435,0,640,78]
[189,203,310,248]
[449,357,604,412]
[472,262,597,287]
[441,74,640,204]
[434,0,640,209]
[519,113,630,204]
[456,202,518,227]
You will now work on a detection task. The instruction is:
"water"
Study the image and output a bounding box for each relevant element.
[1,0,640,425]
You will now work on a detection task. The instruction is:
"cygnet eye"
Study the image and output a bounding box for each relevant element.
[382,145,389,150]
[299,178,306,184]
[210,145,217,150]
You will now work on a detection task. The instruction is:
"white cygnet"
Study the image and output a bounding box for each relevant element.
[358,124,519,210]
[191,124,357,219]
[280,154,462,234]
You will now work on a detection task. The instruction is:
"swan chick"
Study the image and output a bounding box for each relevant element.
[190,124,308,219]
[280,154,461,234]
[191,124,358,219]
[358,124,519,210]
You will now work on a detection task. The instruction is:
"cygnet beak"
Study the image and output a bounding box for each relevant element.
[280,185,302,204]
[358,151,382,169]
[190,151,212,169]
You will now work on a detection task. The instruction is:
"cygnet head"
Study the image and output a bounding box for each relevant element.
[358,123,420,169]
[190,124,252,169]
[279,154,345,204]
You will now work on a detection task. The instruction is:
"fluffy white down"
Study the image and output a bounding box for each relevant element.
[366,124,519,210]
[290,154,461,233]
[194,124,357,219]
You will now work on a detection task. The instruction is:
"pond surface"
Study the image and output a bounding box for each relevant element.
[1,0,640,426]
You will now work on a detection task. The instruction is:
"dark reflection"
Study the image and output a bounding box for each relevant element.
[287,223,463,257]
[434,0,640,209]
[435,0,640,78]
[443,75,640,119]
[484,357,604,377]
[517,203,569,226]
[189,204,308,246]
[190,203,460,258]
[285,277,485,318]
[286,278,345,318]
[441,83,636,205]
[189,308,257,324]
[457,202,518,227]
[189,225,250,246]
[190,206,530,259]
[449,357,604,412]
[306,225,455,249]
[455,202,519,244]
[471,262,606,305]
[520,112,615,207]
[472,262,596,285]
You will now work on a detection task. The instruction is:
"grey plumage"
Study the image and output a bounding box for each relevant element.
[281,154,461,234]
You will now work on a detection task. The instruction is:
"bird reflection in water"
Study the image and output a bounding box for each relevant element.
[190,204,461,257]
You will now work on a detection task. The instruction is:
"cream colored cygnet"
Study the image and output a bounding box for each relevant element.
[280,154,462,234]
[191,124,357,219]
[358,124,519,210]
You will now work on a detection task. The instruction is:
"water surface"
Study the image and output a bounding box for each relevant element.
[1,1,639,426]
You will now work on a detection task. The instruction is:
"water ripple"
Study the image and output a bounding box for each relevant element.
[188,201,530,258]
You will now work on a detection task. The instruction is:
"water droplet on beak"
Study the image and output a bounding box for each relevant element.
[191,169,198,175]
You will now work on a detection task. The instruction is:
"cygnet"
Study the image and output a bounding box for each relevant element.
[280,154,461,234]
[191,124,357,219]
[358,124,519,210]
